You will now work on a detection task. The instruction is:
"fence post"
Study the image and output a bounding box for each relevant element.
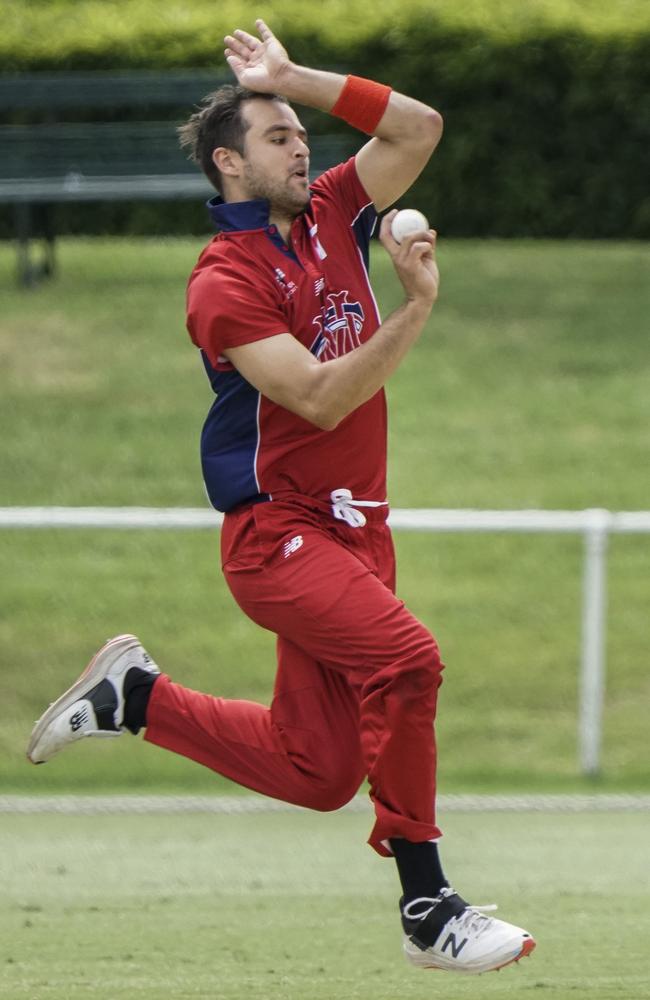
[578,509,611,776]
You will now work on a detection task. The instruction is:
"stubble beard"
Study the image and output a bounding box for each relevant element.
[242,162,309,222]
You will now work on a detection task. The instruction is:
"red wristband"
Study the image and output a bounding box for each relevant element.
[330,75,392,135]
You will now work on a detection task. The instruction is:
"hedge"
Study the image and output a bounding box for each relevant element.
[2,0,649,238]
[3,1,649,70]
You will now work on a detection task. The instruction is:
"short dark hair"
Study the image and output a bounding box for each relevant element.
[178,84,288,194]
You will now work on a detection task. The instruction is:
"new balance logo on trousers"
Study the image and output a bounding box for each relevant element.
[283,535,304,559]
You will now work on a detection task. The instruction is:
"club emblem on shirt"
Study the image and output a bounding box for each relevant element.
[311,290,365,361]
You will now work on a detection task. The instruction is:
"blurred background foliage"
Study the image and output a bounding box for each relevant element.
[1,0,648,237]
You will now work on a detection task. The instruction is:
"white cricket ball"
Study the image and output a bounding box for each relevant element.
[390,208,430,243]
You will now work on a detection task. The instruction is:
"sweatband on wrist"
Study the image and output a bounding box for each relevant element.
[330,75,392,135]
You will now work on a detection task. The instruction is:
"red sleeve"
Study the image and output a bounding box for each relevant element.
[187,263,289,370]
[310,156,374,224]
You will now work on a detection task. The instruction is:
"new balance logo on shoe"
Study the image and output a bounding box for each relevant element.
[27,633,151,765]
[441,933,469,958]
[283,535,304,559]
[69,706,89,733]
[401,886,536,974]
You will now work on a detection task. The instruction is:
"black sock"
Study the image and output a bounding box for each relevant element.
[123,669,159,735]
[390,838,448,904]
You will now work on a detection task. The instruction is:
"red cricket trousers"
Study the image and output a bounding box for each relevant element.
[145,496,444,854]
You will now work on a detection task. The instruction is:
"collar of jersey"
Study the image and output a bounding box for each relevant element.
[208,195,296,233]
[207,195,313,266]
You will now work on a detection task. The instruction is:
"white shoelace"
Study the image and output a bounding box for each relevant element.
[330,488,388,528]
[403,892,498,938]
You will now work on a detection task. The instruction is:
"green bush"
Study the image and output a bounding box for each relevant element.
[1,0,649,237]
[2,1,647,70]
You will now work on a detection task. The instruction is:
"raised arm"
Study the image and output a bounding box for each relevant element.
[224,18,442,211]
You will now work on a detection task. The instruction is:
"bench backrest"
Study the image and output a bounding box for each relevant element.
[0,72,353,194]
[0,71,224,114]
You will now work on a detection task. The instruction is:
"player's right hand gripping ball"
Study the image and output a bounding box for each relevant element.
[391,209,430,243]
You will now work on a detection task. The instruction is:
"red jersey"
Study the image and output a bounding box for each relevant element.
[186,157,387,513]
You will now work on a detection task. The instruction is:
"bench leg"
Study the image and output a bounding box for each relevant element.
[15,202,35,287]
[39,203,57,278]
[14,203,57,286]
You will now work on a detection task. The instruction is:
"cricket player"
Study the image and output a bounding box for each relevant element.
[28,19,536,975]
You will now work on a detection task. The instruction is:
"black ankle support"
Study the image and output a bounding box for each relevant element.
[87,678,120,732]
[402,892,469,950]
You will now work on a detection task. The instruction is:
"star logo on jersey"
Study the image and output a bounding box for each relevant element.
[311,290,365,361]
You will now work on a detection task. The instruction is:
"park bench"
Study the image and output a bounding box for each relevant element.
[0,72,350,285]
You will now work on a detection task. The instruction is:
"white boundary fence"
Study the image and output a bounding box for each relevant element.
[2,505,649,777]
[1,793,649,815]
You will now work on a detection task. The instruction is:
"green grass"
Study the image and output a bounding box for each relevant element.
[1,237,649,792]
[1,238,649,510]
[1,808,648,999]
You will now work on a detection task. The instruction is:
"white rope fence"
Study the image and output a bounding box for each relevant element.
[2,505,650,533]
[1,794,649,815]
[2,505,649,777]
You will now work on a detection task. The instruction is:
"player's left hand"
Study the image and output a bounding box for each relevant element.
[224,19,291,93]
[380,210,439,307]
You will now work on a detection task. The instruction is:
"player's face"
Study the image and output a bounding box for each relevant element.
[239,99,311,218]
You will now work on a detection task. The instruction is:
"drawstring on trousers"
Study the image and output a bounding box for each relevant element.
[330,488,388,528]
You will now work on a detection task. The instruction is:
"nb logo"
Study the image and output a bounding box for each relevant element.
[283,535,304,559]
[273,267,297,300]
[440,933,468,959]
[69,706,89,733]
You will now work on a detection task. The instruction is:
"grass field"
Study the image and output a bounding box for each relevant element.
[1,807,648,999]
[1,237,649,792]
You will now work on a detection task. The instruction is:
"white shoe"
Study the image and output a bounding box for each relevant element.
[27,634,159,764]
[401,887,536,974]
